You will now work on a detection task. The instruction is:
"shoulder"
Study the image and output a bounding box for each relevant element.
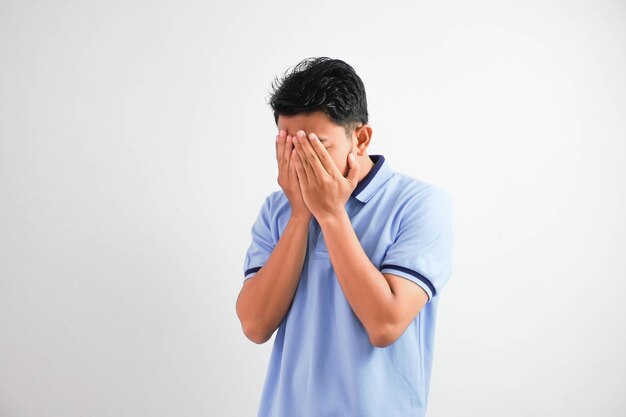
[390,172,453,215]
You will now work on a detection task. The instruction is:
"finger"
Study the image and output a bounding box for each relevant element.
[346,152,360,187]
[295,130,326,181]
[306,132,343,179]
[293,132,315,184]
[284,133,294,168]
[291,147,308,187]
[276,130,283,164]
[288,147,298,183]
[294,130,317,184]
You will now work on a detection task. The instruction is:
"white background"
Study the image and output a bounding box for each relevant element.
[1,0,624,416]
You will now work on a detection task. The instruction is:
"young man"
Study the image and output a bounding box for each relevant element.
[236,57,454,417]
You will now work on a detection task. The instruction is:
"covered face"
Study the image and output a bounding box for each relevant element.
[277,110,367,178]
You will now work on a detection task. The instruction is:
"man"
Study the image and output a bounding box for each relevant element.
[235,56,454,417]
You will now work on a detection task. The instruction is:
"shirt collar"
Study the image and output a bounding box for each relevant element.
[351,154,395,203]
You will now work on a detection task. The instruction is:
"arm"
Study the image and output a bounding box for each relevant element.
[286,131,430,347]
[318,212,429,348]
[287,130,453,347]
[236,213,311,344]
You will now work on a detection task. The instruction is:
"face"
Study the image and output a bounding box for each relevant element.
[277,110,372,177]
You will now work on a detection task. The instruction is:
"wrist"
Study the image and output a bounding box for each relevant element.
[290,211,313,224]
[317,210,349,230]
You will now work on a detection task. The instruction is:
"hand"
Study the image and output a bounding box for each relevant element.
[276,129,312,221]
[291,130,361,222]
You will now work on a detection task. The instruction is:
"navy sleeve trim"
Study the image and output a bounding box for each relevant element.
[244,266,262,276]
[380,263,437,297]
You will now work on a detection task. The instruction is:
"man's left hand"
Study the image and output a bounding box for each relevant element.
[290,130,360,222]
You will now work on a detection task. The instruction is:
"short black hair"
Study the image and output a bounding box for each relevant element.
[266,57,369,138]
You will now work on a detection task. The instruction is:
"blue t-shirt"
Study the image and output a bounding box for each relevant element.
[243,154,454,417]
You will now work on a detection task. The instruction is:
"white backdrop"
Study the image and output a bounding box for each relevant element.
[1,0,624,416]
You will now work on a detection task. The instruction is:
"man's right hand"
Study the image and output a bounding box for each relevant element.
[276,129,312,221]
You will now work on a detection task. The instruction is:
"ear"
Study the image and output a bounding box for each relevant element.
[354,124,373,154]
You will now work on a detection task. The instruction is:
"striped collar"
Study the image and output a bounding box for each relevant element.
[351,154,395,203]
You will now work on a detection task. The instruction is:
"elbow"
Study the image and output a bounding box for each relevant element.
[236,287,266,344]
[237,309,269,344]
[369,321,400,348]
[243,324,272,345]
[236,277,274,344]
[238,310,272,345]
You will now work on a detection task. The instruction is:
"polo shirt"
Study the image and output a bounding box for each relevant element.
[242,154,454,417]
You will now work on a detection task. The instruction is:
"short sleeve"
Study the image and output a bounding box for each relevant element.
[380,187,454,303]
[242,194,275,282]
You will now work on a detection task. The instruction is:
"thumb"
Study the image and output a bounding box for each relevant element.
[346,152,359,186]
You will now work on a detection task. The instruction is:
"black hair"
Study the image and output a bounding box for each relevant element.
[266,57,369,138]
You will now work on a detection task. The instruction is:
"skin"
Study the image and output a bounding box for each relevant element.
[235,109,428,347]
[275,110,374,221]
[276,110,430,347]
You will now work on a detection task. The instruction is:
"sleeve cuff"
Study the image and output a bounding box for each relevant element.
[380,263,436,302]
[244,266,262,281]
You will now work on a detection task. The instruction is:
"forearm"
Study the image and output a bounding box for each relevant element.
[318,211,396,343]
[236,213,311,343]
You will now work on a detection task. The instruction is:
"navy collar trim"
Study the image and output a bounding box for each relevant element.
[351,154,391,202]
